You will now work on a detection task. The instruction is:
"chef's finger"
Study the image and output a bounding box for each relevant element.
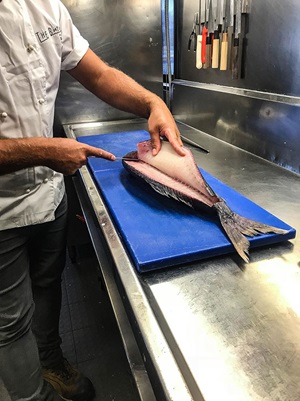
[150,134,162,156]
[87,146,116,161]
[162,128,186,156]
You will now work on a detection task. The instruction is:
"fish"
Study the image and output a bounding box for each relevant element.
[122,139,288,263]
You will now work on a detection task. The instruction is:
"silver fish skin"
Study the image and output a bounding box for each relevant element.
[122,140,288,263]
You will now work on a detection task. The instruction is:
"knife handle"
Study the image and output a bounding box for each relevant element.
[220,32,228,70]
[231,37,239,79]
[196,34,203,69]
[212,31,219,68]
[227,26,234,69]
[203,34,212,68]
[201,26,208,64]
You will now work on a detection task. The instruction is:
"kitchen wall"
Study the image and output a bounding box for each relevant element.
[172,0,300,173]
[54,0,162,132]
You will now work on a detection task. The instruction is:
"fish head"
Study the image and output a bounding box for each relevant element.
[137,140,152,158]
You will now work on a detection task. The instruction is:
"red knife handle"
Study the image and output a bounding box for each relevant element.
[201,26,208,64]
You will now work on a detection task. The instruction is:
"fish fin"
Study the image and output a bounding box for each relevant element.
[214,201,289,263]
[123,160,194,208]
[147,180,193,208]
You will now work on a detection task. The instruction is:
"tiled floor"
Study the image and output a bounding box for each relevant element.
[0,245,141,401]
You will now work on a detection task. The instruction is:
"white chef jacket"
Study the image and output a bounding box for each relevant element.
[0,0,89,230]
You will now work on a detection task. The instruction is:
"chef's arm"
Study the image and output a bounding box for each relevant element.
[0,137,115,175]
[68,48,185,156]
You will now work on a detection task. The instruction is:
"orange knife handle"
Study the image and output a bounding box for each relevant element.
[201,26,208,64]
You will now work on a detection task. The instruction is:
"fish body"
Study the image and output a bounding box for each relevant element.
[122,140,287,263]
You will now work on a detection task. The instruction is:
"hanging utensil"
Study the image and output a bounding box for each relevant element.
[212,0,220,68]
[212,0,224,68]
[220,0,229,70]
[232,0,242,79]
[188,12,198,52]
[204,0,214,68]
[196,6,203,69]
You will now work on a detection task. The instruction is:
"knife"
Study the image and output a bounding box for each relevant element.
[232,0,242,79]
[204,0,214,68]
[200,0,208,65]
[115,157,140,161]
[238,0,251,77]
[196,9,202,69]
[211,0,220,69]
[227,0,234,70]
[188,12,198,52]
[220,0,229,70]
[217,0,225,68]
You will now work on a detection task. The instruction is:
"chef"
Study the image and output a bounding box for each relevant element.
[0,1,184,400]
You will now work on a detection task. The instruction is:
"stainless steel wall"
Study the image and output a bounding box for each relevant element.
[177,0,300,95]
[172,0,300,173]
[55,0,162,129]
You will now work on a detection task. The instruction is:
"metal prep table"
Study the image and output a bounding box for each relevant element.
[63,119,300,401]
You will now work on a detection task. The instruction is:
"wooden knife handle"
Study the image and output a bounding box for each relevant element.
[196,34,203,69]
[232,37,239,79]
[203,34,212,69]
[212,31,219,69]
[220,32,228,70]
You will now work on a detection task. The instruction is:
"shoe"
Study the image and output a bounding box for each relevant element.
[42,358,95,401]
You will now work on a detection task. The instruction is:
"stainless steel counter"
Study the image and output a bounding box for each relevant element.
[63,119,300,401]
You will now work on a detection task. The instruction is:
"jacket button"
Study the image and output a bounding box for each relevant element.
[1,112,8,119]
[27,44,35,52]
[38,98,45,104]
[25,189,30,194]
[43,178,49,183]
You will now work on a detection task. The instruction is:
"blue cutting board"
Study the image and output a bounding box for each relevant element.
[78,130,296,273]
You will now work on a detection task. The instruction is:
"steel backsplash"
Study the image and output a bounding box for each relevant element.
[172,81,300,174]
[172,0,300,174]
[54,0,163,131]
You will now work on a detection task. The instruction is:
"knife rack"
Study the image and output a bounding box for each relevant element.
[187,0,251,79]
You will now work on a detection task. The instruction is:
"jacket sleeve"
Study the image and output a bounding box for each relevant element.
[58,0,89,71]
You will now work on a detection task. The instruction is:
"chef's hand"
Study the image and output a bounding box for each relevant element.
[0,137,116,176]
[46,138,116,175]
[147,101,186,157]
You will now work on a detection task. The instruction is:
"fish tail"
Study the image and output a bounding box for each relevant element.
[214,201,288,263]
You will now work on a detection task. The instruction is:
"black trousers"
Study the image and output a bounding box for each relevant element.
[0,195,68,401]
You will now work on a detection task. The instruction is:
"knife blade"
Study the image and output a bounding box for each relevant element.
[115,157,140,161]
[181,135,210,153]
[242,0,251,13]
[188,12,198,52]
[232,0,242,79]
